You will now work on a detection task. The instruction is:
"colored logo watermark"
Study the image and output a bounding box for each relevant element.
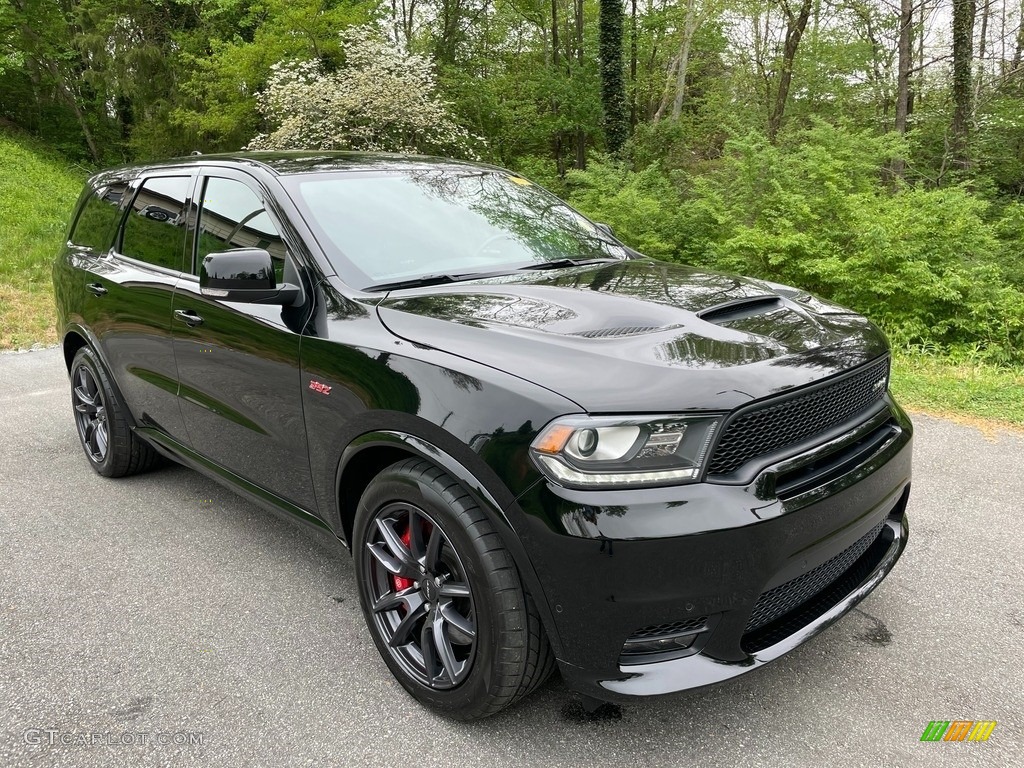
[920,721,996,742]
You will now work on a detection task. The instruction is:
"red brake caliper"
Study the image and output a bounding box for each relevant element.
[392,525,414,593]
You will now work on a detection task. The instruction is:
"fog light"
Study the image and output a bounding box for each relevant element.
[620,632,698,658]
[619,617,710,664]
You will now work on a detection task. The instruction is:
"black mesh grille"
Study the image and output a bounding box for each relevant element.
[707,357,890,476]
[744,520,886,634]
[627,617,708,641]
[742,523,896,653]
[574,326,661,338]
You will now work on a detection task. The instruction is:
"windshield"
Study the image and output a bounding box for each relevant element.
[282,168,627,289]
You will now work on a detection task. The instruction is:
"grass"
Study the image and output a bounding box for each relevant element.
[890,353,1024,432]
[0,130,88,349]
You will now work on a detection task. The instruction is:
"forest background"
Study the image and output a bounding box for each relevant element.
[3,0,1024,421]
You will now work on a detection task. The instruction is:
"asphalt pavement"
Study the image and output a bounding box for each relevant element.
[0,347,1021,767]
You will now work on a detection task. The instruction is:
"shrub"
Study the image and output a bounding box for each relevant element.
[565,122,1024,364]
[248,26,481,158]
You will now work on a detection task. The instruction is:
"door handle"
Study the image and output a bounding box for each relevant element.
[86,283,107,297]
[174,309,204,327]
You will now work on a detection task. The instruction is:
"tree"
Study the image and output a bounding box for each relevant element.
[892,0,914,177]
[0,0,102,160]
[652,0,717,123]
[248,26,480,157]
[599,0,628,151]
[768,0,813,142]
[950,0,976,168]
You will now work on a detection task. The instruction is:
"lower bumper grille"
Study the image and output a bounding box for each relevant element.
[745,519,887,634]
[742,519,894,653]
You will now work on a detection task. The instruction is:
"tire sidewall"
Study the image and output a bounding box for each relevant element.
[353,466,514,718]
[70,346,118,477]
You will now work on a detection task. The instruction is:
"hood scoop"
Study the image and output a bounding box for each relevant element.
[698,295,784,324]
[572,325,665,339]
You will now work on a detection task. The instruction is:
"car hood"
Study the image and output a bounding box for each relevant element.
[376,259,889,413]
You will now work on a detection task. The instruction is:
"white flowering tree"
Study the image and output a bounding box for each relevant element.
[247,26,480,158]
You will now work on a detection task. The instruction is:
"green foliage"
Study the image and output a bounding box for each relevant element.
[172,0,371,155]
[564,158,689,259]
[248,26,482,157]
[565,122,1024,365]
[0,129,86,347]
[0,0,1022,384]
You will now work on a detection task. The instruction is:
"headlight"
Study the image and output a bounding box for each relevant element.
[530,415,722,489]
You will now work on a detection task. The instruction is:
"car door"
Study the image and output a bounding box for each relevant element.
[83,172,193,440]
[170,169,317,510]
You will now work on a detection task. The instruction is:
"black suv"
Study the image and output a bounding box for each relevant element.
[53,152,912,719]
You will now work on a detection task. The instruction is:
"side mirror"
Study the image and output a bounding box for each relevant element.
[200,248,299,305]
[595,222,615,238]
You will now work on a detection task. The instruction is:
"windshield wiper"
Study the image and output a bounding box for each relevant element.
[365,274,460,292]
[366,258,622,291]
[365,268,517,293]
[517,257,620,272]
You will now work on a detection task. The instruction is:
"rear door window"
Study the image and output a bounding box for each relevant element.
[119,176,191,272]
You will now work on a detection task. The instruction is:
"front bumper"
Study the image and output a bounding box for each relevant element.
[512,400,913,702]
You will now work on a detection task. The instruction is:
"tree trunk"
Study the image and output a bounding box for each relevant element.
[574,0,586,168]
[950,0,976,169]
[767,0,813,142]
[629,0,638,127]
[1012,1,1024,71]
[599,0,628,153]
[917,0,926,103]
[669,1,700,120]
[892,0,914,178]
[551,0,565,176]
[653,53,681,122]
[42,59,100,162]
[974,0,990,105]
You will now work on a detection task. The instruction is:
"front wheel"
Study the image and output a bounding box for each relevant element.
[353,459,554,720]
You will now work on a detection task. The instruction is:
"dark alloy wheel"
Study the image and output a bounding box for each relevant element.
[68,346,160,477]
[72,363,109,463]
[354,459,556,719]
[363,502,477,689]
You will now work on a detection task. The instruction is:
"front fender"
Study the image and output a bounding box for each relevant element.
[335,429,564,659]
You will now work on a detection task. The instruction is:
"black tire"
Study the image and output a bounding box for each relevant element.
[353,459,555,720]
[70,346,160,478]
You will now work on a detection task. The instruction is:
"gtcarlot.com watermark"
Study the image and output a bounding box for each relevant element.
[23,728,203,747]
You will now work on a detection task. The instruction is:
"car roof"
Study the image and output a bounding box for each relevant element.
[95,151,494,180]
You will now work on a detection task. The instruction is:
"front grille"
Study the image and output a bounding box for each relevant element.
[744,519,886,634]
[707,356,890,476]
[627,617,708,641]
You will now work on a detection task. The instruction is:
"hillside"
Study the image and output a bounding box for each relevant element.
[0,129,87,349]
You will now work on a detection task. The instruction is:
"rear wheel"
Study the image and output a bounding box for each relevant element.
[353,459,555,719]
[70,346,159,477]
